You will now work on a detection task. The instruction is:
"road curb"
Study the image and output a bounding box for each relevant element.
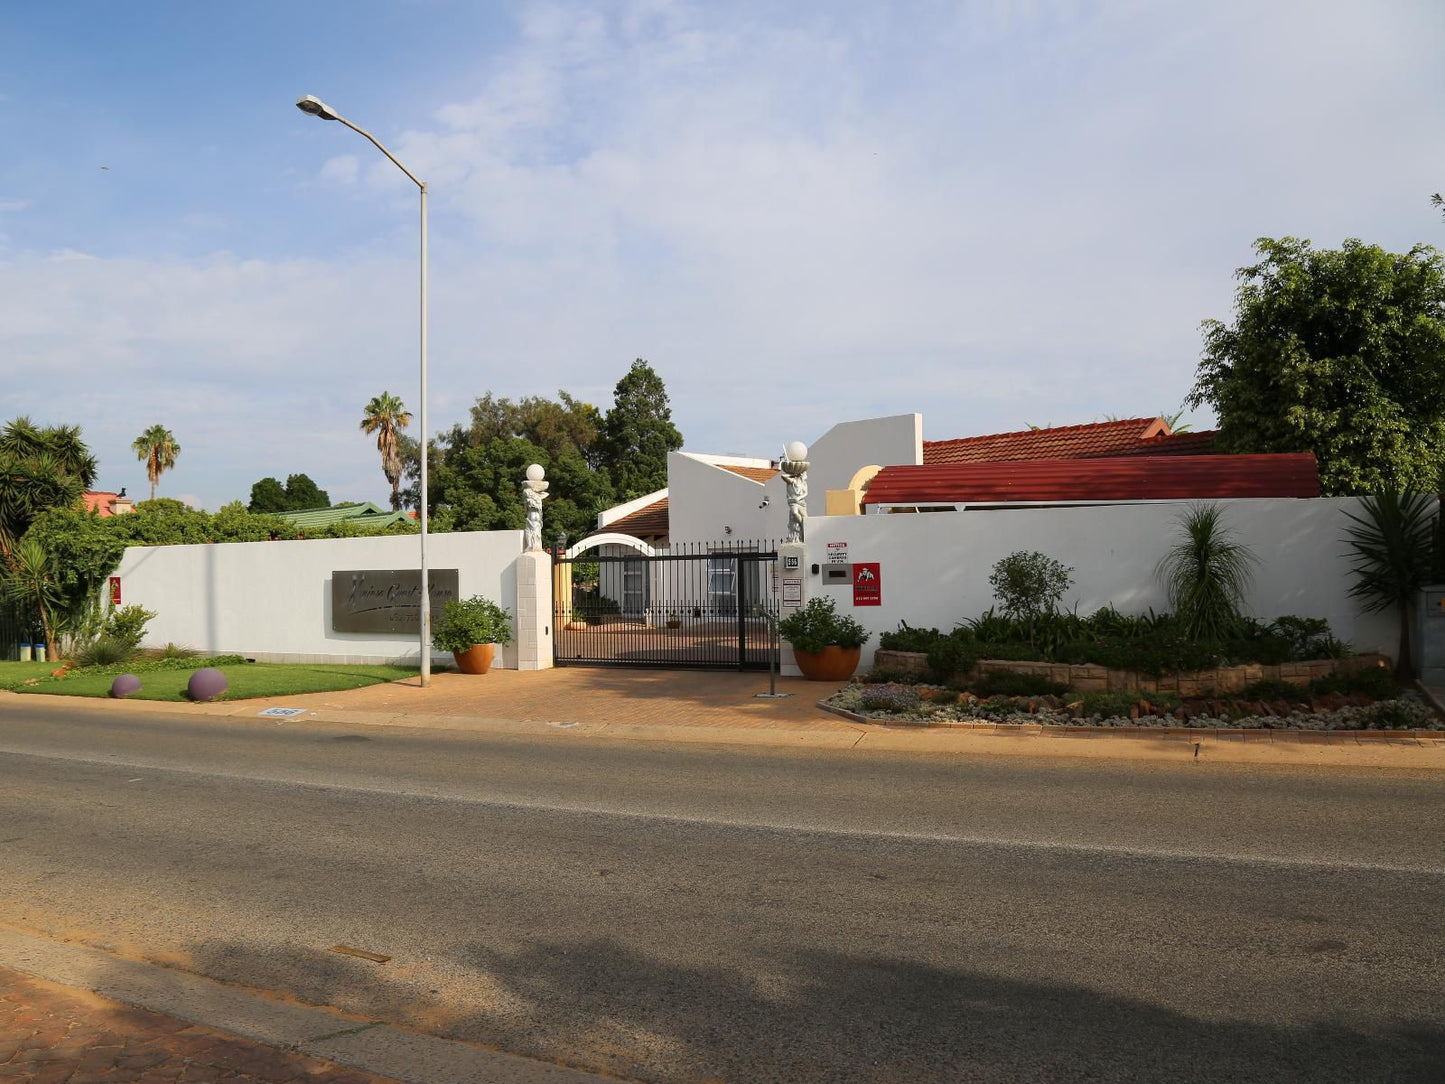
[0,924,615,1084]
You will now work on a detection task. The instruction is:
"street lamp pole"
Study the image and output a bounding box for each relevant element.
[296,95,432,687]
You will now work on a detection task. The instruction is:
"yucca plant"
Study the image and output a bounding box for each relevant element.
[1343,492,1435,678]
[1155,504,1258,642]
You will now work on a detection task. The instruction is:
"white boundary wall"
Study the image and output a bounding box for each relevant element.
[115,530,524,666]
[804,498,1397,660]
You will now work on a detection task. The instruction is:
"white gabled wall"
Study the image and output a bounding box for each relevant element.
[115,530,525,665]
[804,414,922,517]
[666,452,788,544]
[802,498,1397,659]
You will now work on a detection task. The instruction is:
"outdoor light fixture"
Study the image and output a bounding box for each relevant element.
[295,93,433,687]
[294,95,340,121]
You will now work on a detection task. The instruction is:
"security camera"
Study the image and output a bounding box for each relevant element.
[759,496,770,509]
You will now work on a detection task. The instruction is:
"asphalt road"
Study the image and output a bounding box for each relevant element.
[0,701,1441,1083]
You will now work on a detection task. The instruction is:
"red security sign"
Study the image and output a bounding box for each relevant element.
[109,576,122,606]
[853,562,881,606]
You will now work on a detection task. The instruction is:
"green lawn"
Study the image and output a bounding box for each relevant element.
[0,660,63,685]
[5,662,419,701]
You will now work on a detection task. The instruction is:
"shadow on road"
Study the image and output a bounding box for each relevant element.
[183,935,1444,1083]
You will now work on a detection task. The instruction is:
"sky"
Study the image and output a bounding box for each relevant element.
[2,0,1443,511]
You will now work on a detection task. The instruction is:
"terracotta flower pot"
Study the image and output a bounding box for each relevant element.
[452,643,497,675]
[793,645,862,681]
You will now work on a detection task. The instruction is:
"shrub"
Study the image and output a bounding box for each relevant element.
[971,671,1068,697]
[878,621,943,653]
[1080,691,1142,720]
[72,636,135,668]
[858,683,921,713]
[1310,666,1396,701]
[106,604,156,649]
[1243,678,1301,701]
[1156,504,1258,641]
[1343,492,1436,677]
[926,633,978,682]
[1270,615,1349,660]
[987,552,1074,620]
[1364,697,1432,730]
[778,596,869,653]
[432,595,514,653]
[859,668,921,685]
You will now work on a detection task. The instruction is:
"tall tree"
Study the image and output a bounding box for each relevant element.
[0,416,97,565]
[248,477,289,514]
[249,474,330,513]
[598,359,684,501]
[132,424,181,501]
[360,392,412,511]
[1188,237,1445,495]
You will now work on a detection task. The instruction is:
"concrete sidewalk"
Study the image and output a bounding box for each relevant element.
[5,668,1444,770]
[0,926,611,1084]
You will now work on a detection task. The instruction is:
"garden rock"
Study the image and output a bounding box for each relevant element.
[187,667,228,702]
[109,674,141,699]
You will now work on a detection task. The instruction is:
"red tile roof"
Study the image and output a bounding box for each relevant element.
[598,497,669,539]
[923,418,1216,464]
[862,454,1319,507]
[82,491,121,517]
[717,464,779,482]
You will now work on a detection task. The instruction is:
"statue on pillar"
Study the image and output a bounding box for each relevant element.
[780,441,809,543]
[522,463,549,551]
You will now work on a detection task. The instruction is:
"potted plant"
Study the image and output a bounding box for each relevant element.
[432,595,514,674]
[778,596,870,681]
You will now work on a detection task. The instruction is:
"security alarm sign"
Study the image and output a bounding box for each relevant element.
[826,541,850,565]
[853,562,881,606]
[109,576,122,606]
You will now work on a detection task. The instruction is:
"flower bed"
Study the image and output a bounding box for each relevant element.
[870,649,1389,695]
[825,680,1441,731]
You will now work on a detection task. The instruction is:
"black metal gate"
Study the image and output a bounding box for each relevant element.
[554,540,779,670]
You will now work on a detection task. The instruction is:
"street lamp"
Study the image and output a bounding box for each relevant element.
[296,94,433,687]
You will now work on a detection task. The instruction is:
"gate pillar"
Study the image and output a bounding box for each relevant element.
[515,549,554,671]
[778,540,808,677]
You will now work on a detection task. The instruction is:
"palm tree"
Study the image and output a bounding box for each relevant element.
[3,538,62,660]
[1343,492,1436,678]
[132,424,180,501]
[360,393,412,511]
[0,416,98,564]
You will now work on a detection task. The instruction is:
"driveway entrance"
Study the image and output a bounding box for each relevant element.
[554,540,780,671]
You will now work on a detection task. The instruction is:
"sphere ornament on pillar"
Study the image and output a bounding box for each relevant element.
[522,464,550,551]
[780,442,809,543]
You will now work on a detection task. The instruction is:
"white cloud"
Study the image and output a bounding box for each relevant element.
[5,0,1444,507]
[319,154,359,185]
[0,199,28,213]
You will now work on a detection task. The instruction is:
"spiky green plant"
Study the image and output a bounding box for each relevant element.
[1155,504,1258,642]
[1343,492,1436,678]
[2,538,62,659]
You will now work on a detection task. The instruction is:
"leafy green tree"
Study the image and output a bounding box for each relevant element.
[132,424,181,501]
[598,359,683,501]
[360,392,412,511]
[284,473,330,510]
[0,416,97,565]
[248,477,289,514]
[1188,237,1445,495]
[247,473,330,513]
[1343,492,1436,677]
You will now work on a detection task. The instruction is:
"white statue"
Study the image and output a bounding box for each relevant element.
[522,463,549,551]
[780,441,809,543]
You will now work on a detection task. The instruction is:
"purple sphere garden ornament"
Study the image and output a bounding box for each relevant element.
[187,667,228,702]
[109,674,142,699]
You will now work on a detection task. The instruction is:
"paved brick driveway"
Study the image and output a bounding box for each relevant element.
[0,966,391,1083]
[276,666,854,732]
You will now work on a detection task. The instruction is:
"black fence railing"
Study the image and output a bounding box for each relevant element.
[554,539,780,670]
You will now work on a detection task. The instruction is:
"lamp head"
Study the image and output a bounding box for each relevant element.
[296,95,340,121]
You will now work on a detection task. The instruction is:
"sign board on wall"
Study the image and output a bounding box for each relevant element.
[852,562,881,606]
[782,578,803,604]
[331,569,460,633]
[109,576,122,606]
[826,541,850,565]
